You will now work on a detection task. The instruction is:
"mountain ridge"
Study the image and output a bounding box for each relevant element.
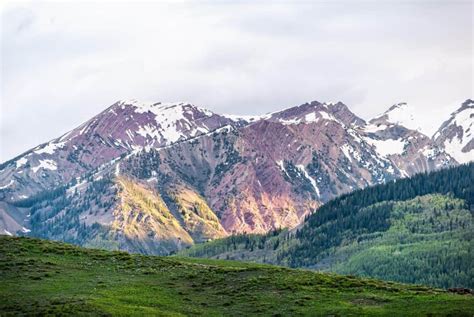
[0,98,472,255]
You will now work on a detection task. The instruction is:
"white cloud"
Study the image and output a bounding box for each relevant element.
[1,0,472,161]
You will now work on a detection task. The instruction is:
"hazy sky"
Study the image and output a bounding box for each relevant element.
[1,0,472,162]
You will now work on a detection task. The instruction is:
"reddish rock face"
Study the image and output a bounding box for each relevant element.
[0,98,471,252]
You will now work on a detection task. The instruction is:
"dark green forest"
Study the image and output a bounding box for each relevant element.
[180,163,474,289]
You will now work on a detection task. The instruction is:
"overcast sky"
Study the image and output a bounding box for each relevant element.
[1,0,472,162]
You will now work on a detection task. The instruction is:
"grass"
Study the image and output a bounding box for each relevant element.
[1,236,473,316]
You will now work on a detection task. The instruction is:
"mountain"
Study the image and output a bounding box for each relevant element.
[2,236,474,316]
[0,100,243,202]
[434,99,474,164]
[0,99,471,255]
[180,163,474,289]
[360,102,457,176]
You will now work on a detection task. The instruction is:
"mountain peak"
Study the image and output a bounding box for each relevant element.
[114,99,215,116]
[370,102,422,132]
[457,99,474,112]
[433,99,474,164]
[325,101,366,127]
[265,100,365,127]
[385,102,408,112]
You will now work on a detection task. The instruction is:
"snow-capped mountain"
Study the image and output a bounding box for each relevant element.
[360,102,455,176]
[434,99,474,164]
[264,101,366,128]
[0,98,471,254]
[369,102,423,132]
[0,100,243,201]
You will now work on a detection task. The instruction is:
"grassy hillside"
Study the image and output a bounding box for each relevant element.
[179,163,474,289]
[1,237,474,316]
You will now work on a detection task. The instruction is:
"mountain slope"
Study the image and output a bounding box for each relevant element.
[180,163,474,289]
[330,194,472,287]
[7,172,227,255]
[1,236,473,316]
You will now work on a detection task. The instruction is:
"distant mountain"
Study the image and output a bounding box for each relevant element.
[434,99,474,164]
[180,162,474,289]
[360,102,455,176]
[0,98,471,255]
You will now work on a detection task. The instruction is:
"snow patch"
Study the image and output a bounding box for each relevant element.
[134,102,208,144]
[364,124,388,133]
[223,114,263,122]
[279,118,302,125]
[399,169,409,178]
[34,142,66,155]
[443,138,473,164]
[340,144,353,162]
[67,179,88,195]
[277,110,340,126]
[78,119,96,136]
[304,112,320,123]
[0,180,14,189]
[296,165,320,197]
[386,165,395,174]
[440,106,474,164]
[376,103,423,131]
[422,147,437,159]
[126,129,135,141]
[115,162,121,176]
[3,230,13,236]
[137,124,163,140]
[276,160,290,179]
[32,159,57,173]
[319,111,338,123]
[16,157,28,168]
[365,138,406,157]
